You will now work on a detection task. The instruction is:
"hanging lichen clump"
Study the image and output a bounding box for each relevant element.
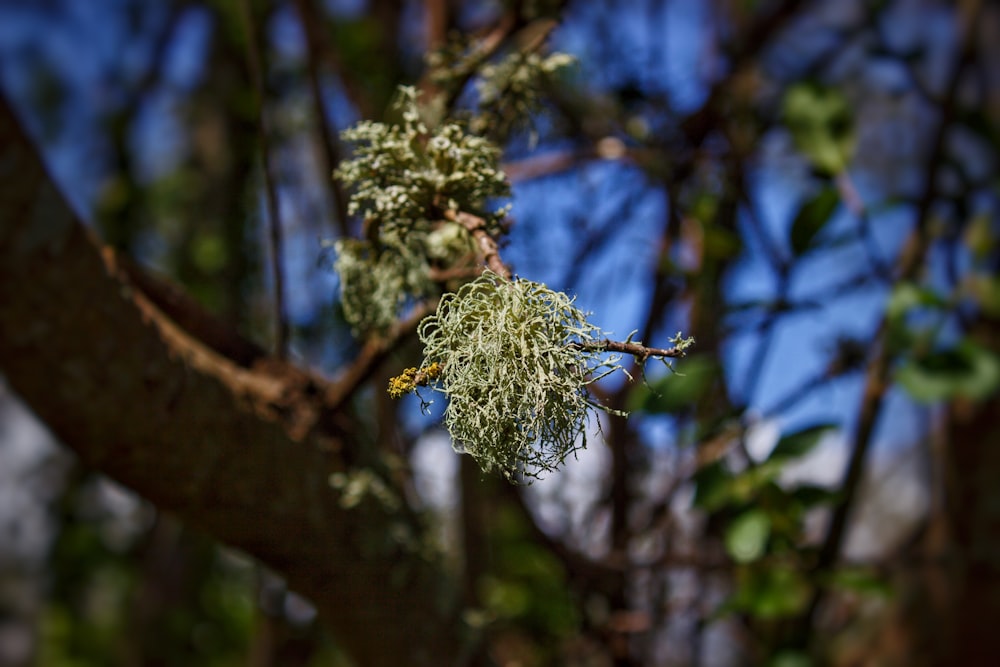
[415,271,625,481]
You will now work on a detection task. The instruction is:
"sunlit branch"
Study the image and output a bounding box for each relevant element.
[325,301,438,410]
[441,208,512,280]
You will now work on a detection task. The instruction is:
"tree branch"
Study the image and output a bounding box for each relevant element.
[441,208,512,279]
[571,339,689,361]
[0,94,458,666]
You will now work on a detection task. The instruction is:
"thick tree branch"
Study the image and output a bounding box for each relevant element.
[0,95,458,666]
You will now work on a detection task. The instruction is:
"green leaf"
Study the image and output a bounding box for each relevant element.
[789,484,840,508]
[963,213,997,261]
[789,188,839,255]
[783,83,855,174]
[731,566,812,619]
[192,234,227,273]
[703,224,742,260]
[897,340,1000,403]
[480,576,531,618]
[692,462,733,511]
[725,509,771,563]
[729,463,783,501]
[767,424,837,463]
[768,650,813,667]
[631,355,716,413]
[886,282,946,322]
[825,567,892,598]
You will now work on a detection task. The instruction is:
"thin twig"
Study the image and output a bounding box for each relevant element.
[835,170,893,281]
[405,338,689,391]
[438,208,690,364]
[572,339,689,360]
[291,0,351,237]
[238,0,289,358]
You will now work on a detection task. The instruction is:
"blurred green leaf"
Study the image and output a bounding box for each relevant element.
[963,213,997,261]
[767,424,837,463]
[897,340,1000,403]
[768,650,813,667]
[729,463,783,501]
[731,566,812,619]
[726,509,771,563]
[480,576,532,618]
[704,224,742,260]
[789,188,839,255]
[693,462,734,511]
[483,507,581,637]
[825,567,893,598]
[965,274,1000,317]
[886,282,946,322]
[694,459,790,512]
[783,82,855,174]
[192,234,227,273]
[789,484,840,508]
[630,355,717,414]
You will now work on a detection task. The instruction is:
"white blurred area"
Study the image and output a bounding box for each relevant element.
[0,380,63,666]
[0,379,147,666]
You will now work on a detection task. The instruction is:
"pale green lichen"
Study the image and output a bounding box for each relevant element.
[333,232,435,336]
[330,469,401,512]
[335,86,510,236]
[416,271,623,482]
[333,87,511,336]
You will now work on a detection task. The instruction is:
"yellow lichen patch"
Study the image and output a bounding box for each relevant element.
[388,367,419,398]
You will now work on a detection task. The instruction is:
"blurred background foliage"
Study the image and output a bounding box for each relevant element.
[0,0,998,665]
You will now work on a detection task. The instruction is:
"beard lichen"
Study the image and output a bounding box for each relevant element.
[415,271,623,482]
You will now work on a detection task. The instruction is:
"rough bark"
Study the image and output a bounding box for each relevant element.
[0,95,458,666]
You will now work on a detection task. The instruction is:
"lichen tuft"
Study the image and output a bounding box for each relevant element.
[416,271,622,482]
